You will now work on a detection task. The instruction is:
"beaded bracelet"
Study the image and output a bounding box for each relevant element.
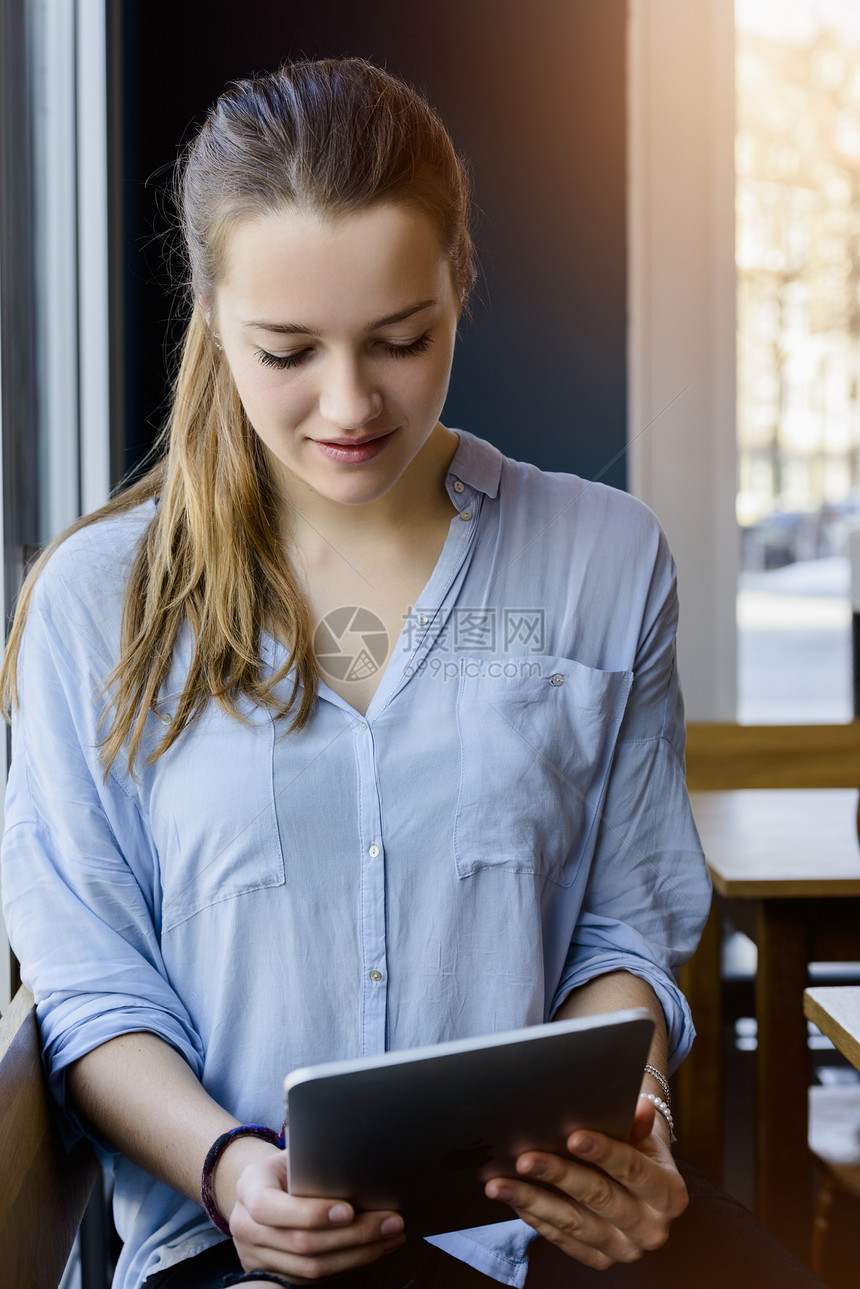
[641,1092,675,1142]
[201,1124,282,1235]
[643,1063,672,1106]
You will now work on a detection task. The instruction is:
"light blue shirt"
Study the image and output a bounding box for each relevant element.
[1,431,710,1289]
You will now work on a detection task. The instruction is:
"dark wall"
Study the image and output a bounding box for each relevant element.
[119,0,627,487]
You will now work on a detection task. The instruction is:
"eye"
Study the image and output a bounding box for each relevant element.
[381,334,434,359]
[256,348,310,370]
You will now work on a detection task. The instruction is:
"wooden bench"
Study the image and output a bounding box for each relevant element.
[0,985,98,1288]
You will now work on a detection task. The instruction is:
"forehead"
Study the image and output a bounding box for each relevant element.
[216,204,454,326]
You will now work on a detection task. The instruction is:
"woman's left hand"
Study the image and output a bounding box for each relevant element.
[484,1097,688,1271]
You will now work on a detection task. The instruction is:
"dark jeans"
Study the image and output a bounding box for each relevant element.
[143,1156,832,1289]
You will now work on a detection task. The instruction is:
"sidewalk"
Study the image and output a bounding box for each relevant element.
[737,557,852,724]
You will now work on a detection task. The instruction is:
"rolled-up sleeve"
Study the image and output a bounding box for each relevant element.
[1,552,204,1145]
[550,530,711,1070]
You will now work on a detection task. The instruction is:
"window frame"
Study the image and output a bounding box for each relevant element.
[0,0,115,1009]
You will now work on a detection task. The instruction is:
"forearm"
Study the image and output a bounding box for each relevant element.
[66,1031,278,1217]
[69,1032,406,1280]
[553,970,670,1134]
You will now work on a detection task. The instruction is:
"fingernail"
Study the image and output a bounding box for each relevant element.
[571,1133,595,1156]
[329,1204,351,1224]
[489,1183,514,1203]
[381,1215,404,1236]
[525,1159,546,1178]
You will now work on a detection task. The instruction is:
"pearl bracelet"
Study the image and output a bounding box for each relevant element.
[642,1092,675,1141]
[643,1063,671,1107]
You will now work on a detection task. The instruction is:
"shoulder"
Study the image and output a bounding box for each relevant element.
[28,501,156,649]
[506,454,658,527]
[36,500,155,597]
[454,430,662,541]
[482,439,670,573]
[454,434,678,664]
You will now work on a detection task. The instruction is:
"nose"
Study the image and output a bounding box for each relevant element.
[318,356,383,432]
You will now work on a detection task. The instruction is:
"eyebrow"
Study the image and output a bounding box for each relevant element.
[242,299,437,337]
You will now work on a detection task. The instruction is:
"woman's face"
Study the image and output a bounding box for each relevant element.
[212,203,461,511]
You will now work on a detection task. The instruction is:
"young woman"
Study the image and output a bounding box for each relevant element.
[0,58,825,1289]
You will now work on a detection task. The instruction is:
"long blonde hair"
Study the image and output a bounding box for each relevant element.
[1,58,476,773]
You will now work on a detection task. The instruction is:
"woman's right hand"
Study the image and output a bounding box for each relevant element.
[224,1147,407,1282]
[65,1036,406,1282]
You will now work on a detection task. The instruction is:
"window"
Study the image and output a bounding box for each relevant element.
[0,0,113,1008]
[736,0,860,723]
[628,0,860,729]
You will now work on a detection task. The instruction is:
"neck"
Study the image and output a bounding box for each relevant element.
[276,424,459,557]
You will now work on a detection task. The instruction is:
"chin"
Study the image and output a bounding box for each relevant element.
[300,468,384,503]
[331,483,397,507]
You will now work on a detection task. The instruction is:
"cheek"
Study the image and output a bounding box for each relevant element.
[401,347,456,405]
[232,367,309,430]
[391,372,446,418]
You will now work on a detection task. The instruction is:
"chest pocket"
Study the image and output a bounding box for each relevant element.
[151,701,285,933]
[453,655,632,886]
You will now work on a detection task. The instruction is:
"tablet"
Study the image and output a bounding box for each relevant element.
[283,1006,655,1236]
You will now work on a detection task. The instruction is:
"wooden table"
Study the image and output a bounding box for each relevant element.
[678,789,860,1260]
[804,987,860,1072]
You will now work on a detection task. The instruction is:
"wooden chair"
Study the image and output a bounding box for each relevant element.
[0,985,98,1288]
[808,1083,860,1280]
[803,806,860,1281]
[684,721,860,791]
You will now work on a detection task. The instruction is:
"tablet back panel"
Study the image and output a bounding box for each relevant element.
[284,1008,654,1236]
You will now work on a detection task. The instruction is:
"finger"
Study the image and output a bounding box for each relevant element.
[238,1185,360,1231]
[510,1207,622,1273]
[484,1178,638,1268]
[232,1155,355,1231]
[233,1200,404,1254]
[516,1150,642,1231]
[241,1230,407,1282]
[564,1131,684,1217]
[276,1210,406,1258]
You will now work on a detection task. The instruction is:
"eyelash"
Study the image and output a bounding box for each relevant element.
[255,334,434,371]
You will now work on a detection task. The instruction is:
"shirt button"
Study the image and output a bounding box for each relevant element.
[369,970,383,983]
[460,510,473,522]
[368,844,380,858]
[453,480,465,493]
[417,614,429,627]
[359,721,368,731]
[550,673,564,686]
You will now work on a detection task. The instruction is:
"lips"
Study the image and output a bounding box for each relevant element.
[314,429,395,447]
[311,429,397,464]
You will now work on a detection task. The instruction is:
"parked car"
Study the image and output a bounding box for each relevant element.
[742,510,820,569]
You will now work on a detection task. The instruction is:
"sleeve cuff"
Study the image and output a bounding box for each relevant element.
[549,953,695,1074]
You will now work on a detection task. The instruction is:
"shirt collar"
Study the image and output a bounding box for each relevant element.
[446,430,503,499]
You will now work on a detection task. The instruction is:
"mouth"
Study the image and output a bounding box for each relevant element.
[311,428,398,464]
[313,429,395,447]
